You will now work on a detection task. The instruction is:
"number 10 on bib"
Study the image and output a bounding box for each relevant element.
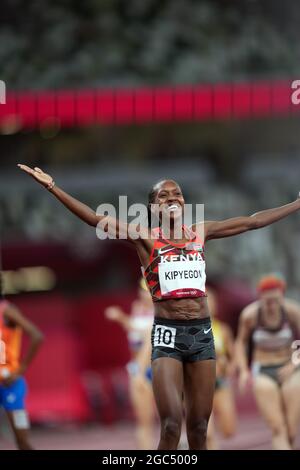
[154,325,176,348]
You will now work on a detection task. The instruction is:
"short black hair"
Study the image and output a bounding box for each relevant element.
[147,179,180,205]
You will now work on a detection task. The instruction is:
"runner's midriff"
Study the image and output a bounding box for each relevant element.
[253,347,292,366]
[154,296,210,320]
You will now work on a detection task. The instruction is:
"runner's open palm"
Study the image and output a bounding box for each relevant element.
[18,164,53,188]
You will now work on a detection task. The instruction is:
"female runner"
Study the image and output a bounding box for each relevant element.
[0,274,44,449]
[18,165,300,449]
[236,274,300,450]
[105,278,155,449]
[206,287,237,450]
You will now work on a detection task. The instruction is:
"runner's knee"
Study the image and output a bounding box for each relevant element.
[187,417,208,441]
[161,417,181,442]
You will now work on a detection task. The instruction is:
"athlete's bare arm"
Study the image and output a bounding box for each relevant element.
[284,298,300,333]
[135,328,152,375]
[222,323,235,362]
[235,304,258,390]
[202,197,300,241]
[3,303,44,385]
[276,298,300,382]
[18,165,150,246]
[104,306,131,331]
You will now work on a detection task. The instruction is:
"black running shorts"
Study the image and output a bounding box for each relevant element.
[151,317,216,363]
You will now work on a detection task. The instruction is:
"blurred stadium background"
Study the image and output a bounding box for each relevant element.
[1,0,300,449]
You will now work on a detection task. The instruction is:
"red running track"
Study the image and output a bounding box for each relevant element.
[1,411,299,450]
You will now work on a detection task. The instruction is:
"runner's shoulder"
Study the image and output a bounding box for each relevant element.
[240,300,259,324]
[284,297,300,318]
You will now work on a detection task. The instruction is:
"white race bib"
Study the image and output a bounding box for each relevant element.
[158,259,206,296]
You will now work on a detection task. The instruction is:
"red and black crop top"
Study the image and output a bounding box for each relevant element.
[143,226,206,302]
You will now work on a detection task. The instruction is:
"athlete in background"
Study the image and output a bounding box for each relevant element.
[0,274,44,450]
[105,278,155,449]
[236,275,300,449]
[206,287,237,450]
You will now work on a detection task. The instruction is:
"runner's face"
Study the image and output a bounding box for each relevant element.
[260,288,284,313]
[154,181,185,222]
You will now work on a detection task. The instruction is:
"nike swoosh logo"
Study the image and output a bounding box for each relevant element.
[158,247,174,255]
[204,327,212,334]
